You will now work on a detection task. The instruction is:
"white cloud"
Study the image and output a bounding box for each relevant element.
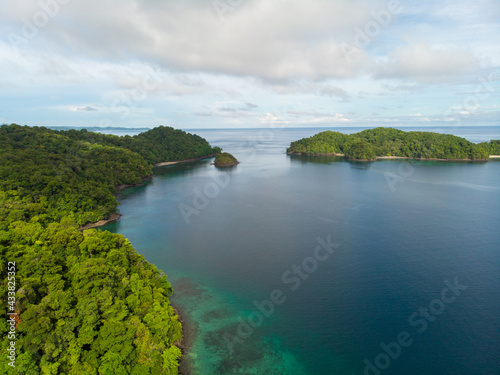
[0,0,498,128]
[1,0,375,82]
[271,81,351,101]
[374,43,479,82]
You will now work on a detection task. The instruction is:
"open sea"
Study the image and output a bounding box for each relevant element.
[101,126,500,375]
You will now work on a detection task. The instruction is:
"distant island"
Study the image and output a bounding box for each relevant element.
[287,127,500,161]
[214,152,239,167]
[0,124,222,374]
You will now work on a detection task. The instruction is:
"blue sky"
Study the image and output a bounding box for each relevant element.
[0,0,499,129]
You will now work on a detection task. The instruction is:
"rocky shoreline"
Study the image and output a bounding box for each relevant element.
[173,305,195,375]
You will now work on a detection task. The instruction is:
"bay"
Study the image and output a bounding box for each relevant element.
[103,126,500,375]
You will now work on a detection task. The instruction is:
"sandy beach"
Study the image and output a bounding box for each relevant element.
[153,153,218,167]
[79,213,122,230]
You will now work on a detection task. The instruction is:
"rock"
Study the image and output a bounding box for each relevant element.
[214,152,239,167]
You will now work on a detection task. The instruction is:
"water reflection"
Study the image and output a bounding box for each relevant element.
[153,159,215,178]
[287,154,374,170]
[287,154,345,165]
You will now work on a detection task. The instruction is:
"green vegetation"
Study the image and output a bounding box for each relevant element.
[286,131,349,155]
[214,152,239,167]
[0,123,220,374]
[0,124,219,226]
[287,127,494,160]
[0,125,151,226]
[478,140,500,155]
[0,221,182,374]
[60,125,221,165]
[343,140,377,160]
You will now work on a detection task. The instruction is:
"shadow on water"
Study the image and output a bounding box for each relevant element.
[346,160,375,170]
[287,154,374,170]
[153,159,215,179]
[287,154,345,165]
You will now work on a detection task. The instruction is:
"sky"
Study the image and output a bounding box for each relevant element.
[0,0,499,129]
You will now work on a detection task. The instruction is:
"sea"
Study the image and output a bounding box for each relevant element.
[98,125,500,375]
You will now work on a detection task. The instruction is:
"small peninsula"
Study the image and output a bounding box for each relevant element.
[214,152,239,167]
[287,127,499,161]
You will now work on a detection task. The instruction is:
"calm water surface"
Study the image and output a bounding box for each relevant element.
[104,126,500,375]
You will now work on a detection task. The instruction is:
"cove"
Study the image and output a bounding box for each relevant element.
[103,127,500,375]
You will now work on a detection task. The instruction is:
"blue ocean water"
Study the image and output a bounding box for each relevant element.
[103,126,500,374]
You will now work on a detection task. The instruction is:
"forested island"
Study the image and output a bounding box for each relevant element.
[0,124,221,374]
[287,127,499,161]
[213,152,239,167]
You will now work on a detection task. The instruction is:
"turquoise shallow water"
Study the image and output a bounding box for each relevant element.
[103,126,500,375]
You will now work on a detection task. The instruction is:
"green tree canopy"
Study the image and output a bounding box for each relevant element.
[0,124,204,374]
[287,127,494,160]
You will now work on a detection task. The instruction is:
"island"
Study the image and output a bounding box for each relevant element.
[287,127,500,161]
[0,124,221,374]
[214,152,239,167]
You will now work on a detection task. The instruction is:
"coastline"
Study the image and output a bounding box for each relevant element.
[79,212,122,230]
[287,151,345,157]
[172,306,188,375]
[79,153,218,230]
[376,156,490,161]
[287,152,493,161]
[77,154,215,373]
[172,304,195,375]
[78,176,152,230]
[153,153,218,167]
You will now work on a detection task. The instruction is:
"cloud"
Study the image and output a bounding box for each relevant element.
[217,107,237,113]
[318,85,351,101]
[76,105,97,112]
[272,82,351,100]
[215,101,260,115]
[50,105,101,113]
[1,0,373,83]
[373,43,480,83]
[0,0,498,128]
[244,102,259,110]
[286,109,353,124]
[193,111,213,117]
